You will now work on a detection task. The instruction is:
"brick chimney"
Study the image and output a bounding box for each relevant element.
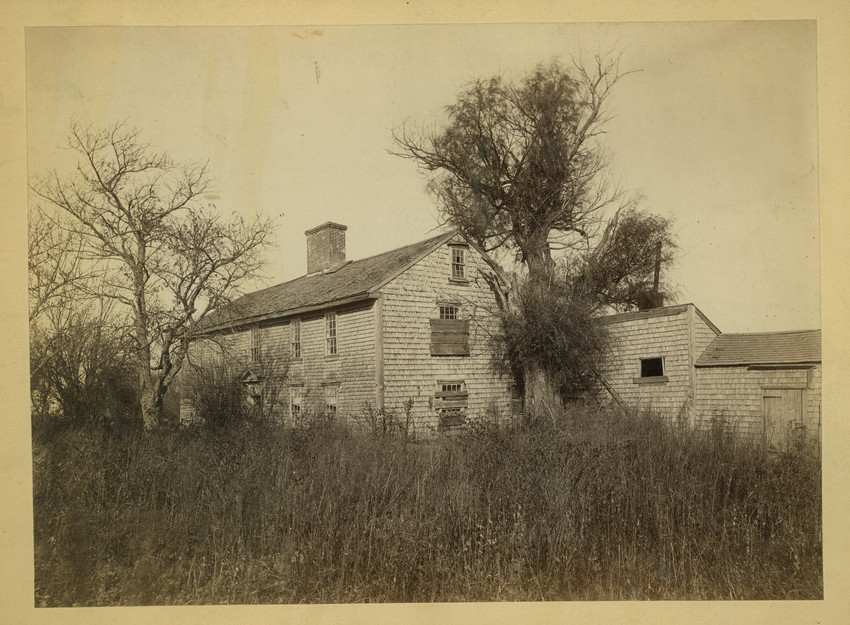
[305,222,347,273]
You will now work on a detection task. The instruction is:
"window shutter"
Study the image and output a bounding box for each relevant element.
[430,319,469,356]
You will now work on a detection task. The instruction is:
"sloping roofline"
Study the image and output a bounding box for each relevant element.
[695,328,822,367]
[198,229,502,334]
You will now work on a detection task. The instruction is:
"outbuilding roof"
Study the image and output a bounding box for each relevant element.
[200,231,457,332]
[695,329,822,367]
[598,303,721,335]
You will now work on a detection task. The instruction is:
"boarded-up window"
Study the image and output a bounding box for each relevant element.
[430,319,469,356]
[435,381,467,428]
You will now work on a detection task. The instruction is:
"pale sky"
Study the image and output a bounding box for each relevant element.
[26,22,820,334]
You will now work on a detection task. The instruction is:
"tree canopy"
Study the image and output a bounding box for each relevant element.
[394,57,677,419]
[30,121,276,429]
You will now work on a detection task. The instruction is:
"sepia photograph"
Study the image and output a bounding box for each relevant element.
[21,18,830,613]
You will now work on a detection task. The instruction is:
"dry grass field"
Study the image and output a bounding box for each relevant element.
[32,406,822,605]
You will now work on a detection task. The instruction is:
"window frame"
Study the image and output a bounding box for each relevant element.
[439,303,459,320]
[289,385,303,421]
[323,383,339,417]
[434,379,468,428]
[633,357,669,384]
[449,244,468,282]
[325,311,338,356]
[250,326,261,364]
[290,318,302,359]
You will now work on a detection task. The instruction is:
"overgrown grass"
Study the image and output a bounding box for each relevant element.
[32,406,822,605]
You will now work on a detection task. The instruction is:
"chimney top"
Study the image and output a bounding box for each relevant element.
[305,222,347,274]
[305,221,347,236]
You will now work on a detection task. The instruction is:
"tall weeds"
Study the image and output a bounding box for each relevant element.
[32,407,822,605]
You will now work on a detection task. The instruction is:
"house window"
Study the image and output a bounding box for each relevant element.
[633,357,668,384]
[439,304,459,320]
[289,386,303,421]
[450,246,466,280]
[641,357,664,377]
[430,317,469,356]
[435,380,468,428]
[250,327,261,363]
[325,312,338,355]
[290,318,301,359]
[324,384,339,417]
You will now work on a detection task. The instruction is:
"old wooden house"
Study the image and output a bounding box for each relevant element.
[180,222,515,431]
[600,304,822,450]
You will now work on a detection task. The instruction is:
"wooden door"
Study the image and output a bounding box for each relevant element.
[762,389,803,451]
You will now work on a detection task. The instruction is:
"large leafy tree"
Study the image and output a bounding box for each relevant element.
[31,122,275,430]
[394,57,676,420]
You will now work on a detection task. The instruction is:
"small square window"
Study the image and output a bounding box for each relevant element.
[439,305,459,320]
[441,382,464,394]
[641,358,664,377]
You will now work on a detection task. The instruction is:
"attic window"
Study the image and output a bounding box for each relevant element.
[450,245,467,281]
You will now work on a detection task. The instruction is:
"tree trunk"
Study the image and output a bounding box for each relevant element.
[139,371,164,431]
[520,254,562,426]
[524,362,562,427]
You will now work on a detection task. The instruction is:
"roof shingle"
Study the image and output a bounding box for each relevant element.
[695,329,822,367]
[201,231,454,331]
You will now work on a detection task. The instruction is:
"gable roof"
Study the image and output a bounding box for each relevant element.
[695,329,822,367]
[200,231,457,332]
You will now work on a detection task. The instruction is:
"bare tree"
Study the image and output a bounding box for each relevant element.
[394,57,676,421]
[31,121,275,430]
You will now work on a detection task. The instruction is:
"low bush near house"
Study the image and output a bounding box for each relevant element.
[32,406,821,605]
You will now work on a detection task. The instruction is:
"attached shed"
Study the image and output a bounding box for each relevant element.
[598,304,720,426]
[694,330,822,450]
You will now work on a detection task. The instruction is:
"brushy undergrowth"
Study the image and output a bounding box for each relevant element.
[32,407,822,605]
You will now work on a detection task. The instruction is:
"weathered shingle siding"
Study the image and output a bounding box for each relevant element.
[288,301,376,420]
[693,311,720,358]
[601,309,692,421]
[380,238,512,431]
[180,301,376,425]
[694,365,821,439]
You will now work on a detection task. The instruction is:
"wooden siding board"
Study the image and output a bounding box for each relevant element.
[694,365,821,440]
[600,307,693,420]
[380,237,513,431]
